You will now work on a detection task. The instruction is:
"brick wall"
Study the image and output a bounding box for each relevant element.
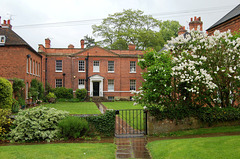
[207,16,240,35]
[0,46,42,99]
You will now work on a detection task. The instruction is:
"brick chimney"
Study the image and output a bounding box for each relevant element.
[178,26,187,35]
[128,44,136,51]
[68,44,74,49]
[80,39,84,49]
[45,38,51,48]
[189,16,203,31]
[1,19,12,29]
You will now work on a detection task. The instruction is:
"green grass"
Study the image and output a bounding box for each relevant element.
[102,101,144,130]
[157,125,240,137]
[42,102,101,114]
[0,143,115,159]
[102,101,143,110]
[147,135,240,159]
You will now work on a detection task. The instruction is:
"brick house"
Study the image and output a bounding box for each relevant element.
[207,4,240,35]
[38,39,144,100]
[0,19,43,101]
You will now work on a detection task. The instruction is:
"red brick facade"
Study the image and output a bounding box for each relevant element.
[39,40,144,100]
[207,15,240,35]
[0,20,43,101]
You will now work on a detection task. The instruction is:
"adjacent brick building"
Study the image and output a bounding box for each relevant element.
[38,39,144,100]
[207,4,240,35]
[0,19,43,100]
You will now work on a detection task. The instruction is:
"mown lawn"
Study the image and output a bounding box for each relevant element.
[42,102,101,114]
[102,101,144,130]
[147,135,240,159]
[0,143,115,159]
[157,125,240,137]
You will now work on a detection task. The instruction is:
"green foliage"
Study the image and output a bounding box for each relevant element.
[0,109,12,138]
[54,87,73,99]
[45,92,57,103]
[58,116,89,139]
[83,34,96,48]
[0,77,13,109]
[29,79,44,102]
[86,110,115,136]
[150,105,240,125]
[92,9,180,51]
[12,98,20,113]
[18,97,25,106]
[12,78,25,98]
[75,89,87,101]
[197,107,240,125]
[9,107,69,142]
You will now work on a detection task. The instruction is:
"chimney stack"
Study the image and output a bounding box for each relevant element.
[189,16,203,31]
[80,39,84,49]
[45,38,51,48]
[178,26,187,35]
[128,44,136,51]
[1,19,12,29]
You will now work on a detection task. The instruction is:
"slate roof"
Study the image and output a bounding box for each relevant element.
[0,27,41,56]
[207,4,240,31]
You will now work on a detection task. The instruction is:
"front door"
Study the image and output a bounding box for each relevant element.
[93,82,99,96]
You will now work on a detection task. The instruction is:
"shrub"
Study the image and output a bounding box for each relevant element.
[86,110,115,136]
[9,107,69,142]
[12,98,20,113]
[46,92,57,103]
[12,78,25,98]
[0,109,12,138]
[0,77,13,109]
[75,89,87,101]
[58,116,89,139]
[54,87,73,99]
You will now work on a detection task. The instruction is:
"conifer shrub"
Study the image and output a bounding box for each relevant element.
[0,109,12,139]
[0,77,13,109]
[75,89,87,101]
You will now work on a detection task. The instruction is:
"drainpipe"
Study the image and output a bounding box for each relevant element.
[85,53,89,93]
[45,57,47,89]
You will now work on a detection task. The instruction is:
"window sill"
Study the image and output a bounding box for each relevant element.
[93,71,100,73]
[130,72,136,73]
[78,71,85,72]
[108,90,114,92]
[55,71,63,73]
[108,71,115,73]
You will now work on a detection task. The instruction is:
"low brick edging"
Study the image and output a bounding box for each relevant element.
[147,112,240,134]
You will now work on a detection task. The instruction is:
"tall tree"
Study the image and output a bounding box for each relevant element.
[83,35,96,48]
[92,9,180,51]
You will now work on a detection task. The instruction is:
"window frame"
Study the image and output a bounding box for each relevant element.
[130,79,136,91]
[30,59,32,74]
[130,61,136,73]
[55,60,63,72]
[108,61,114,73]
[55,79,63,88]
[78,60,85,72]
[33,60,35,75]
[108,79,114,91]
[26,58,29,73]
[78,79,85,89]
[93,61,100,72]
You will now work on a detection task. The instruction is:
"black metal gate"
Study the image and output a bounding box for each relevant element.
[115,109,147,137]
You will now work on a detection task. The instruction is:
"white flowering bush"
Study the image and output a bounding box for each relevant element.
[136,29,240,111]
[9,107,69,142]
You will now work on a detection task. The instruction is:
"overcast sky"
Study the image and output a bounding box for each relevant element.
[0,0,239,50]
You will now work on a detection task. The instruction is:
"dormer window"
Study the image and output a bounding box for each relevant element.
[0,35,6,46]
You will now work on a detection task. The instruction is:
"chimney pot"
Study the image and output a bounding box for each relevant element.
[7,20,10,24]
[194,16,196,21]
[191,18,193,22]
[80,39,84,49]
[3,20,6,24]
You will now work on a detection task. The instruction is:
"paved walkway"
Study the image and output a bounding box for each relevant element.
[115,137,151,159]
